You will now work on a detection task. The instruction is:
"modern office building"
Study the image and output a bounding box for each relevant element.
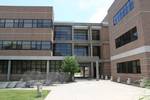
[0,6,110,81]
[108,0,150,81]
[54,22,110,78]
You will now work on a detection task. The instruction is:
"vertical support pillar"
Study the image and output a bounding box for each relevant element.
[72,43,74,56]
[46,60,49,80]
[96,61,99,80]
[72,26,74,56]
[7,60,11,81]
[90,44,93,56]
[90,62,94,78]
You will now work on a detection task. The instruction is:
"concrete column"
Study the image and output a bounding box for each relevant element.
[72,26,75,56]
[72,43,74,56]
[88,26,91,41]
[72,26,74,41]
[96,61,99,80]
[90,44,93,57]
[90,62,94,78]
[46,60,50,80]
[7,60,11,81]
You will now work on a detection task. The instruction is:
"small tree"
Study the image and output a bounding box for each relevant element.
[61,56,80,81]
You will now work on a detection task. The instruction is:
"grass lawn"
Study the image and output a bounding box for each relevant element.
[0,89,49,100]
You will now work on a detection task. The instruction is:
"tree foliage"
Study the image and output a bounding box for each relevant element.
[61,56,80,76]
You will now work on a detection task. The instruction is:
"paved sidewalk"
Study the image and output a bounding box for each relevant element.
[45,80,150,100]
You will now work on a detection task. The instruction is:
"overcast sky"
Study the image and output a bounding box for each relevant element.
[0,0,114,23]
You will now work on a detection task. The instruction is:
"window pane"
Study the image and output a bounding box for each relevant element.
[24,20,32,28]
[14,20,19,28]
[41,41,51,50]
[12,41,17,49]
[18,20,24,28]
[92,30,100,40]
[74,46,88,56]
[22,41,31,49]
[54,43,72,56]
[32,20,37,28]
[113,0,134,25]
[115,27,138,48]
[37,41,41,50]
[0,41,2,49]
[31,41,36,50]
[0,20,5,28]
[3,41,12,49]
[74,29,88,40]
[16,41,22,49]
[43,20,51,28]
[5,20,14,28]
[54,26,72,40]
[37,20,43,28]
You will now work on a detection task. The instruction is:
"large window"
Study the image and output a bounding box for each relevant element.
[113,0,134,25]
[54,26,72,40]
[74,29,88,40]
[11,60,47,74]
[24,20,32,28]
[117,60,141,74]
[93,46,101,58]
[10,60,62,74]
[115,27,138,48]
[5,20,14,28]
[53,43,72,56]
[3,41,12,49]
[92,30,100,40]
[49,61,62,72]
[0,19,5,28]
[0,61,8,74]
[22,41,31,50]
[74,46,88,56]
[0,40,51,50]
[41,41,51,50]
[0,19,53,28]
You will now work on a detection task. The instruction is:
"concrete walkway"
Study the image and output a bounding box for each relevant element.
[45,80,150,100]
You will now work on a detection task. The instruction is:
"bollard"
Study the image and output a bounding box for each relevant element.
[110,76,113,81]
[117,77,121,83]
[37,82,42,97]
[127,78,131,85]
[140,77,147,88]
[105,75,108,80]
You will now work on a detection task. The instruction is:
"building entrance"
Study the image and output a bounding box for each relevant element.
[75,63,90,78]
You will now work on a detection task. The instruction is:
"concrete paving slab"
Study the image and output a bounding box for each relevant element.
[45,80,150,100]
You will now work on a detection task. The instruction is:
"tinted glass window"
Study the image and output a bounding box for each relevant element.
[43,20,51,28]
[117,60,141,74]
[54,43,72,56]
[92,30,100,40]
[5,20,14,28]
[54,26,72,40]
[31,41,36,50]
[74,46,88,56]
[22,41,31,49]
[32,20,37,28]
[0,41,2,49]
[74,29,88,40]
[93,46,100,58]
[113,0,134,25]
[18,19,24,28]
[3,41,12,49]
[24,20,32,28]
[0,20,5,28]
[41,41,51,50]
[0,61,8,74]
[115,27,138,48]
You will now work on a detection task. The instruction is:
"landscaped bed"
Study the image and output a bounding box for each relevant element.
[0,89,49,100]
